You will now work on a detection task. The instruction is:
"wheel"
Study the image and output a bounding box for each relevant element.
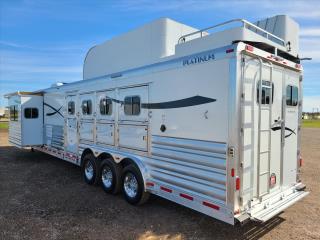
[82,153,99,185]
[100,158,122,194]
[122,164,150,205]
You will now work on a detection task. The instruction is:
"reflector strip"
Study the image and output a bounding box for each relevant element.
[160,186,172,193]
[203,201,220,210]
[146,182,154,187]
[179,193,193,201]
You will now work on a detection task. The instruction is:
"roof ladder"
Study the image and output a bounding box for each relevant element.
[256,59,273,200]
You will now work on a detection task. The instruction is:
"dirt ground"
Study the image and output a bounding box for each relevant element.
[0,128,319,240]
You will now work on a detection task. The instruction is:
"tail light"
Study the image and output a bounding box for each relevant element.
[235,176,240,190]
[246,44,254,52]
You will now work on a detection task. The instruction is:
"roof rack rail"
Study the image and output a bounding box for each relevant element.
[178,19,285,47]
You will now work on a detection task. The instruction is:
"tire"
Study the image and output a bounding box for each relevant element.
[122,164,150,205]
[82,153,99,185]
[99,158,122,194]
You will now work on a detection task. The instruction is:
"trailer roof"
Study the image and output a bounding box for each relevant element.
[4,91,43,98]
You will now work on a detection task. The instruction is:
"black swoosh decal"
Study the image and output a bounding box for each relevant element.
[271,126,296,138]
[106,95,216,109]
[141,96,216,109]
[44,95,215,118]
[44,103,63,118]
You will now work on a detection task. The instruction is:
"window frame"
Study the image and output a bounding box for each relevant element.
[286,85,299,107]
[10,105,19,121]
[124,95,141,116]
[81,99,93,115]
[24,107,39,119]
[256,80,274,105]
[99,97,113,116]
[68,101,75,115]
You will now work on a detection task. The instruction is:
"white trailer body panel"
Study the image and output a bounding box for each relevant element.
[6,16,308,225]
[44,93,64,150]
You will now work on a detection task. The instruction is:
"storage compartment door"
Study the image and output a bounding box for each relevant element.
[118,124,148,151]
[79,120,94,142]
[96,123,114,145]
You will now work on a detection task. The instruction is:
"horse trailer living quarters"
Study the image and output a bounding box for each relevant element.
[6,15,308,225]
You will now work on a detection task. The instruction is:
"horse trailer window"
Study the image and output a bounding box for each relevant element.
[24,108,39,119]
[10,105,19,121]
[100,98,112,115]
[82,100,92,115]
[257,80,274,104]
[68,101,75,115]
[124,96,140,115]
[286,85,298,106]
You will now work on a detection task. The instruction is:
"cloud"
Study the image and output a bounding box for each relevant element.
[300,28,320,37]
[299,38,320,62]
[114,0,320,20]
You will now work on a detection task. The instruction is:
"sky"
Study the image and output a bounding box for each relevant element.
[0,0,319,111]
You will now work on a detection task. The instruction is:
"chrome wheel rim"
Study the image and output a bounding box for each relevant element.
[124,172,138,198]
[85,160,94,180]
[101,166,113,188]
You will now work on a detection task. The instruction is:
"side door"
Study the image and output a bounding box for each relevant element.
[66,95,78,153]
[21,95,43,146]
[282,70,300,189]
[118,85,149,151]
[96,90,115,146]
[79,93,95,143]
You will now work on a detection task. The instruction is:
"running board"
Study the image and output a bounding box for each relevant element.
[249,188,309,222]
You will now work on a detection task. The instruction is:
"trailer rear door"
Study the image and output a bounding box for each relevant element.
[241,54,304,212]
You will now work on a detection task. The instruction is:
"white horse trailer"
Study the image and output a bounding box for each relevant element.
[5,15,308,225]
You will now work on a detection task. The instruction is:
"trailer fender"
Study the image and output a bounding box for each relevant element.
[117,156,150,189]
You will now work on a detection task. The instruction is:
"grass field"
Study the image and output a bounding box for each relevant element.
[0,122,8,129]
[302,119,320,128]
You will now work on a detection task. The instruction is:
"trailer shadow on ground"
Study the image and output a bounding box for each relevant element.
[0,142,287,240]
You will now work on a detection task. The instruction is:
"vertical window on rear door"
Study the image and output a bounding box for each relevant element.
[286,85,298,106]
[257,80,274,104]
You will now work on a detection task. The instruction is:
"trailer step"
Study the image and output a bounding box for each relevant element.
[249,190,309,222]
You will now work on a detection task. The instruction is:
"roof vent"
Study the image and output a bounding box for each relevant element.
[51,82,66,87]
